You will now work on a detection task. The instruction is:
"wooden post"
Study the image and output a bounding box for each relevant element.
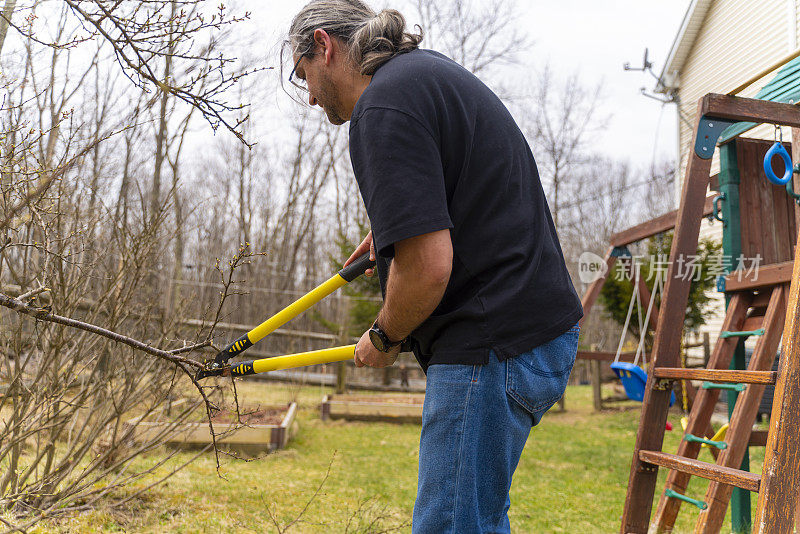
[590,344,602,411]
[791,128,800,233]
[336,296,350,395]
[592,360,602,411]
[702,332,710,366]
[620,96,714,533]
[336,362,347,394]
[753,239,800,532]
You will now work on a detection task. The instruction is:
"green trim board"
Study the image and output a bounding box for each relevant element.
[718,140,751,533]
[719,56,800,144]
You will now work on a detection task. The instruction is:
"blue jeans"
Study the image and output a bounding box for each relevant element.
[412,324,579,534]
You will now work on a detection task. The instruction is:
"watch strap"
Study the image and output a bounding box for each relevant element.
[371,322,406,351]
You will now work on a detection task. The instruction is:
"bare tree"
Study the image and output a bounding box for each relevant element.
[408,0,527,76]
[2,1,256,141]
[0,2,269,530]
[520,66,605,229]
[0,0,16,54]
[559,157,634,255]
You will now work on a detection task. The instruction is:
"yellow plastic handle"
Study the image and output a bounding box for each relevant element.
[248,345,356,374]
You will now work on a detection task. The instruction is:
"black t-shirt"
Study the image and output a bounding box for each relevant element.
[348,49,583,370]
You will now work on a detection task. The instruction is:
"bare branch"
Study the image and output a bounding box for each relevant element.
[0,291,202,369]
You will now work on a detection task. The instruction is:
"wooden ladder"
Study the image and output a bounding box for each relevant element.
[622,251,800,533]
[651,281,786,532]
[620,93,800,534]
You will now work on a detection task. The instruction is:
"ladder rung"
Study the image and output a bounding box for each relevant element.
[720,328,765,338]
[750,430,769,447]
[684,433,727,449]
[664,488,707,510]
[701,381,746,392]
[750,289,774,308]
[652,368,777,385]
[639,450,761,492]
[740,315,764,332]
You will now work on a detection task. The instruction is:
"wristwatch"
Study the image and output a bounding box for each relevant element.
[369,322,406,352]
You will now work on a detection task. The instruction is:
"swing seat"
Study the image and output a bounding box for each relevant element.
[610,361,675,406]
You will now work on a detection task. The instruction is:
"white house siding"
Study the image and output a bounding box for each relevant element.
[795,0,800,47]
[683,217,725,364]
[676,0,792,159]
[668,0,798,360]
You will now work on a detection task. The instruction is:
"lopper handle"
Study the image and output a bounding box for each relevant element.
[230,345,356,377]
[229,340,416,377]
[197,251,378,380]
[338,252,376,282]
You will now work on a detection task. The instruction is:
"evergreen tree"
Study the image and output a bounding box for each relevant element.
[314,222,382,337]
[599,232,721,351]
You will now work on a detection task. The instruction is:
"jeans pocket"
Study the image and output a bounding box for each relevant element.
[505,325,578,424]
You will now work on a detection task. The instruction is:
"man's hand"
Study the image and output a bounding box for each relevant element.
[354,329,400,368]
[343,230,376,277]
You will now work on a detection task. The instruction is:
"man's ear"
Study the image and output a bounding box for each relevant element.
[313,29,333,65]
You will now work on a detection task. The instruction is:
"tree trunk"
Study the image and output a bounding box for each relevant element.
[151,1,176,224]
[0,0,17,56]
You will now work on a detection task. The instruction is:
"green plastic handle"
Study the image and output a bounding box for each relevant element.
[701,382,746,392]
[685,433,727,450]
[665,488,708,510]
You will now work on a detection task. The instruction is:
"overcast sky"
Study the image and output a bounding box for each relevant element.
[245,1,691,171]
[517,1,691,169]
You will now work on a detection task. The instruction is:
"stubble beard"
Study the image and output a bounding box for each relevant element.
[326,110,346,125]
[315,72,347,125]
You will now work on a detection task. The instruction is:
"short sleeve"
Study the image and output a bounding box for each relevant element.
[349,107,453,257]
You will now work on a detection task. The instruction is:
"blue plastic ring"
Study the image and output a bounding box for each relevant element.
[764,141,793,186]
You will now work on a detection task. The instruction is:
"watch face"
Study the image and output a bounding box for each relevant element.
[369,328,386,352]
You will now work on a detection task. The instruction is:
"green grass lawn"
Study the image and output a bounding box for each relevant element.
[29,382,763,533]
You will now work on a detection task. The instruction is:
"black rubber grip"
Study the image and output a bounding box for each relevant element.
[338,252,376,282]
[230,360,256,377]
[214,334,253,365]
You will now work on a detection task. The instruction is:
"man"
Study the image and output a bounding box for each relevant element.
[286,2,582,532]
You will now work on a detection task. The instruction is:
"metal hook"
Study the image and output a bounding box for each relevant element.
[711,193,726,223]
[788,164,800,205]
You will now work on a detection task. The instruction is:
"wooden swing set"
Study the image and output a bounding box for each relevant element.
[613,93,800,533]
[577,195,716,410]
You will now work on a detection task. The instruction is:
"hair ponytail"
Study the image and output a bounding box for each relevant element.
[288,1,423,75]
[349,10,423,75]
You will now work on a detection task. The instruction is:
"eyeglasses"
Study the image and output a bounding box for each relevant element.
[288,53,310,93]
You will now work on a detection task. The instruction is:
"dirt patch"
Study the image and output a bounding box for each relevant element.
[211,406,287,425]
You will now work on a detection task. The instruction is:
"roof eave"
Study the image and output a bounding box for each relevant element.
[655,0,713,94]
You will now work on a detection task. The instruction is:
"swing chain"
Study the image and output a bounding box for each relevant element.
[775,124,783,144]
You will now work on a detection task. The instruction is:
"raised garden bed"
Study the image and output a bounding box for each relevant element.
[321,393,424,424]
[127,402,298,457]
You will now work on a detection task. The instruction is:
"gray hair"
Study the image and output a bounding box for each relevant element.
[287,0,423,76]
